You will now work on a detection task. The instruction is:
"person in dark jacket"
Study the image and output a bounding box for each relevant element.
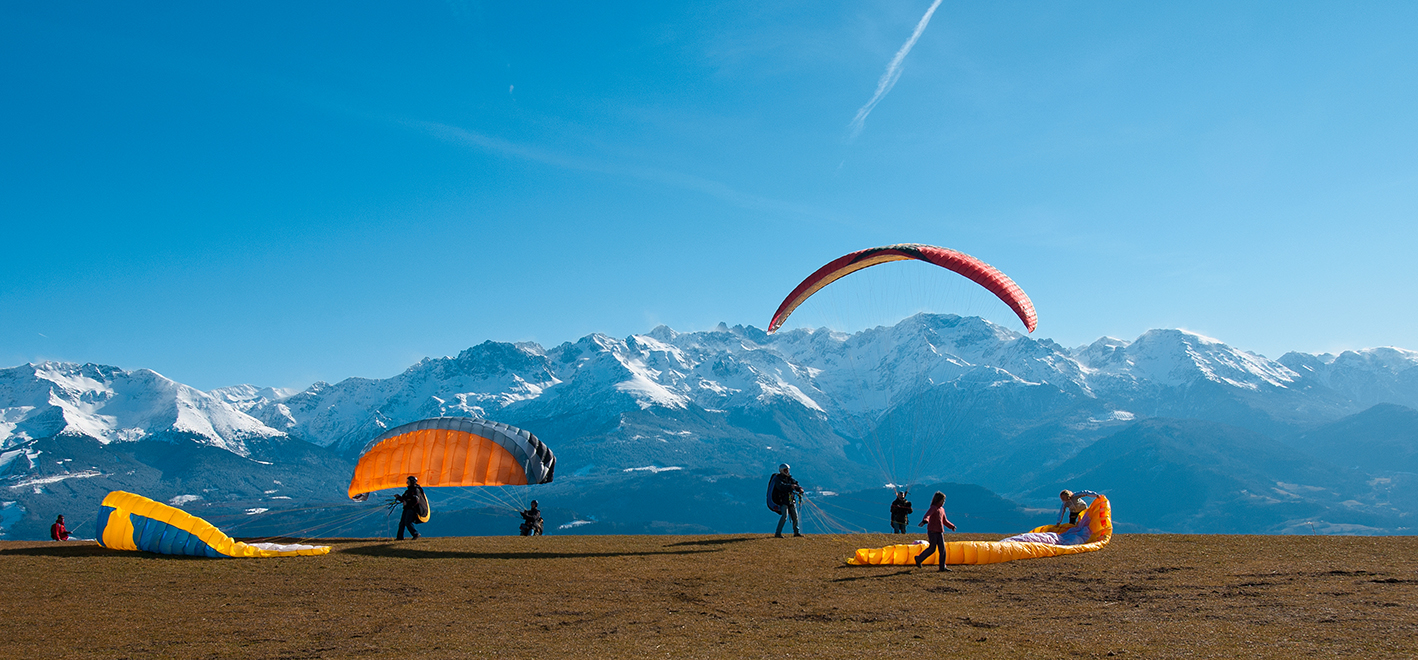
[889,492,913,534]
[770,464,805,538]
[519,500,544,536]
[50,515,70,541]
[394,476,425,540]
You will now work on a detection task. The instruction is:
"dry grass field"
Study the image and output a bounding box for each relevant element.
[3,533,1416,659]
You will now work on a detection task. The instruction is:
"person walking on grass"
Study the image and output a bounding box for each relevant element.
[394,475,426,540]
[914,491,957,571]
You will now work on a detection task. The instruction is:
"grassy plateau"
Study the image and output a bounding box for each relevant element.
[2,533,1416,658]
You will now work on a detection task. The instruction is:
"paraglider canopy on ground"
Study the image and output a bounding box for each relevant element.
[96,491,329,558]
[847,495,1112,566]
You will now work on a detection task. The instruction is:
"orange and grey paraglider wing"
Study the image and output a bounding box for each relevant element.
[347,417,555,499]
[767,243,1037,334]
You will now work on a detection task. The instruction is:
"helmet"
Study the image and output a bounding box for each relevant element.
[779,464,790,474]
[530,500,539,508]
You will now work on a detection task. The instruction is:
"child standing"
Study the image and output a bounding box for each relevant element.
[914,491,958,572]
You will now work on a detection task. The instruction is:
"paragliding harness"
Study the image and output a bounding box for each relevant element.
[387,485,430,523]
[520,507,543,536]
[766,473,803,514]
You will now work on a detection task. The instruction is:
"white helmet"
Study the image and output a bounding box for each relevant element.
[779,464,791,473]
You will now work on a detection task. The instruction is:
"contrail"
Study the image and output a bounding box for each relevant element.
[848,0,944,139]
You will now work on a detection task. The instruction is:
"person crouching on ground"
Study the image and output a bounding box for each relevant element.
[1057,489,1101,526]
[520,500,544,536]
[50,515,70,541]
[915,491,957,572]
[889,492,913,534]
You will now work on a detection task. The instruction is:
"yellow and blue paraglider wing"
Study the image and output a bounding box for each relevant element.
[96,491,330,558]
[847,495,1112,566]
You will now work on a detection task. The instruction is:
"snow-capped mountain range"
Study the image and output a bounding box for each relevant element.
[6,314,1414,459]
[5,313,1418,538]
[0,363,281,457]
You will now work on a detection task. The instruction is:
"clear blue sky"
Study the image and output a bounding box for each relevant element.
[3,2,1416,391]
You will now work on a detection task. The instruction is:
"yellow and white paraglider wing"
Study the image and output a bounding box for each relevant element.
[847,495,1113,566]
[95,491,330,558]
[347,417,556,500]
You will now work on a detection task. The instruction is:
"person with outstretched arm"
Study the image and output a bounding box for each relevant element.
[914,491,957,572]
[50,515,70,541]
[394,476,425,540]
[1057,489,1101,526]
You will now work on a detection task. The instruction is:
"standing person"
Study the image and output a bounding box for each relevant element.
[50,515,70,541]
[1057,489,1101,526]
[394,476,425,540]
[520,500,544,536]
[889,492,913,534]
[769,464,805,538]
[914,491,957,572]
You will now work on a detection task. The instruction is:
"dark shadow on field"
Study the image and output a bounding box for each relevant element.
[0,543,128,558]
[340,543,723,560]
[831,568,916,582]
[663,536,760,548]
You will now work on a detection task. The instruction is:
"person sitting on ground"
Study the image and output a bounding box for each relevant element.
[889,492,913,534]
[394,475,425,540]
[1057,489,1101,526]
[520,500,544,536]
[50,514,70,541]
[770,464,805,538]
[914,491,957,572]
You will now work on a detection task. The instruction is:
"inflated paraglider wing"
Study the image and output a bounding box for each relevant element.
[348,417,556,500]
[846,495,1112,566]
[95,491,329,558]
[767,243,1037,334]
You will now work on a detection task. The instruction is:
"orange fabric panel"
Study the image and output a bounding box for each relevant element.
[348,430,531,496]
[447,434,469,484]
[429,428,449,484]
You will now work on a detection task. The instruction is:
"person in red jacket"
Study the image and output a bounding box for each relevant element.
[914,492,957,572]
[50,514,70,541]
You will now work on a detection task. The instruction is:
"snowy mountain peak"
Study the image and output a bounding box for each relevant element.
[0,362,280,454]
[1084,329,1297,390]
[210,384,298,410]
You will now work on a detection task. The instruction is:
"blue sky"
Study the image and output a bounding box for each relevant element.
[3,2,1416,391]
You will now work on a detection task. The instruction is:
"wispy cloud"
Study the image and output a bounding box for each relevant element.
[408,120,826,219]
[848,0,944,139]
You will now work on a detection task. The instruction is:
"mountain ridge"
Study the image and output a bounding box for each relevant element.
[5,314,1418,539]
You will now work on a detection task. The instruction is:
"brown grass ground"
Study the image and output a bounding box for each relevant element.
[2,533,1416,659]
